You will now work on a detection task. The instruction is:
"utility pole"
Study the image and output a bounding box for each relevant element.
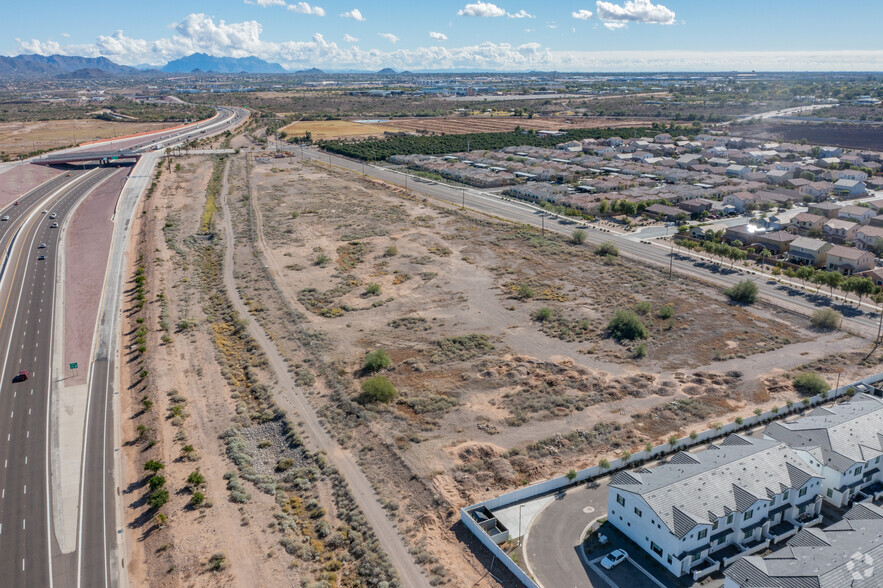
[462,187,465,209]
[542,215,545,236]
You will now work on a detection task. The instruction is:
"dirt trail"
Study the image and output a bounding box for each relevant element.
[218,160,432,588]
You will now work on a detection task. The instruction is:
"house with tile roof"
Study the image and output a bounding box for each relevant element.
[724,502,883,587]
[608,435,823,578]
[764,394,883,508]
[787,237,833,267]
[824,245,874,275]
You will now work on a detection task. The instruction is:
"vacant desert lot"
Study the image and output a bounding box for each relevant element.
[0,119,175,156]
[240,157,876,510]
[281,115,651,140]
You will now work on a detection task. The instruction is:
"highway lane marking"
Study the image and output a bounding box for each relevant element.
[22,519,25,529]
[22,559,25,571]
[23,485,26,494]
[24,456,27,464]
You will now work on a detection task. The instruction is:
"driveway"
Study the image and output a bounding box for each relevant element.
[523,478,610,587]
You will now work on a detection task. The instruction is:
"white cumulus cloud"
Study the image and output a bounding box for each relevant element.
[429,31,448,41]
[288,2,325,15]
[603,21,626,30]
[379,32,399,44]
[595,0,675,24]
[339,8,365,21]
[458,1,506,17]
[343,33,358,42]
[248,0,286,6]
[572,9,593,20]
[508,9,534,19]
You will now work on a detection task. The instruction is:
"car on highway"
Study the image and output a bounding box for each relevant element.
[38,243,46,248]
[37,254,46,260]
[49,213,57,219]
[49,222,58,228]
[1,216,8,221]
[14,201,19,205]
[12,370,28,383]
[600,549,628,570]
[42,210,48,214]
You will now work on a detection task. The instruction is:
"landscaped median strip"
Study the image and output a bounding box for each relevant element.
[461,372,883,588]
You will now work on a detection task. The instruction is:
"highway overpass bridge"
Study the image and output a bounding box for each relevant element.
[32,150,141,166]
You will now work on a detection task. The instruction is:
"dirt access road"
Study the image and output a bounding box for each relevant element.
[217,160,431,588]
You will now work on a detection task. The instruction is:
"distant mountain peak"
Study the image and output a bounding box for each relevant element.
[0,54,138,76]
[377,67,398,75]
[161,53,287,74]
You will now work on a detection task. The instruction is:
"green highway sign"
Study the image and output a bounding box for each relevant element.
[69,362,78,369]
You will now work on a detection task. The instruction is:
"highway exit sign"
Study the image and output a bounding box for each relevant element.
[69,362,78,369]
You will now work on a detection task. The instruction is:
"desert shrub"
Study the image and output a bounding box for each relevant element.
[190,492,205,506]
[384,245,398,257]
[517,283,535,299]
[315,253,331,267]
[358,376,397,404]
[363,349,391,373]
[658,304,674,319]
[144,460,164,472]
[607,310,647,341]
[635,301,652,315]
[724,280,758,304]
[187,471,205,486]
[810,308,840,330]
[148,475,166,490]
[792,372,830,396]
[532,307,553,322]
[571,229,587,244]
[365,283,381,296]
[147,488,170,509]
[594,241,618,256]
[633,344,647,359]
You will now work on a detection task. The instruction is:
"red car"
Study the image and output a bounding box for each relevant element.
[13,370,27,383]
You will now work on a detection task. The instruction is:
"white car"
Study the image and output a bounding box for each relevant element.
[600,549,628,570]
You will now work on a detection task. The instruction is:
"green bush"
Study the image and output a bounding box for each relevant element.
[384,245,398,257]
[635,301,652,315]
[517,283,535,299]
[658,304,674,319]
[363,349,391,373]
[147,488,170,509]
[365,282,381,296]
[358,376,397,404]
[810,308,840,330]
[571,229,587,245]
[724,280,758,304]
[144,460,164,473]
[532,307,553,322]
[792,372,830,396]
[190,491,205,506]
[594,241,618,256]
[315,253,331,267]
[148,475,166,490]
[607,310,648,341]
[187,471,205,487]
[633,344,647,359]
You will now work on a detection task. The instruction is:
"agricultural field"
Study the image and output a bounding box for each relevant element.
[0,119,176,158]
[222,154,880,584]
[280,115,650,141]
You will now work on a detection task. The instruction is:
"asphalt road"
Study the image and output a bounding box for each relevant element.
[0,167,117,586]
[0,105,244,588]
[299,147,880,338]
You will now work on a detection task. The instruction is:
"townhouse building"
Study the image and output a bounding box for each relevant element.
[608,435,822,579]
[764,394,883,508]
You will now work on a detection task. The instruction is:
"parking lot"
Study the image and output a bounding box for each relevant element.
[588,555,667,588]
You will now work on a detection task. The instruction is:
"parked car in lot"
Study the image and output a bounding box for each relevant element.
[600,549,628,570]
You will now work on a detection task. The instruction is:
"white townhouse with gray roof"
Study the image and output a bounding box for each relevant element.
[764,394,883,508]
[608,435,823,579]
[724,501,883,587]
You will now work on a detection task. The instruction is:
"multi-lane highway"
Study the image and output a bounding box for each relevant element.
[0,104,245,588]
[0,167,118,586]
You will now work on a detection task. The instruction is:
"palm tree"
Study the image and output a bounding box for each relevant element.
[759,248,772,273]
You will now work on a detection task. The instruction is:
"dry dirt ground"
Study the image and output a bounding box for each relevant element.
[0,119,175,157]
[121,155,398,587]
[280,116,652,140]
[217,154,881,583]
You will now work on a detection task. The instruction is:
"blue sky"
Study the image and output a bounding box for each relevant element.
[4,0,883,71]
